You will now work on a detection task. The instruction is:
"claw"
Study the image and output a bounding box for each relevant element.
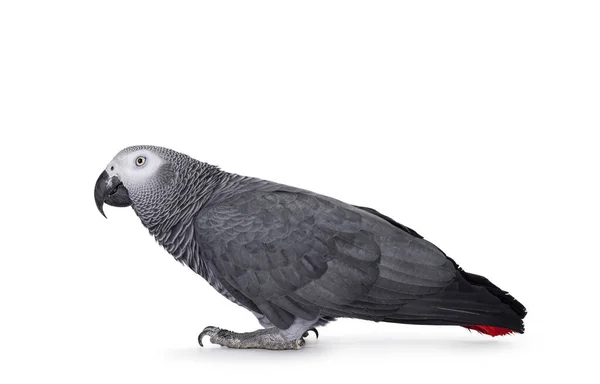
[301,327,319,339]
[198,326,221,347]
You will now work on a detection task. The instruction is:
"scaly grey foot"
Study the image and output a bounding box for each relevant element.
[198,326,306,350]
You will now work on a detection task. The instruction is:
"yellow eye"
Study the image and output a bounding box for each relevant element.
[135,156,146,166]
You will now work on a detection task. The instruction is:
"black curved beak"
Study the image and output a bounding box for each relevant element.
[94,171,132,218]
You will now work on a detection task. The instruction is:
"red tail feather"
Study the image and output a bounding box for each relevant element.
[463,325,515,337]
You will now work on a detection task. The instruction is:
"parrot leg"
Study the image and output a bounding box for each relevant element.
[198,326,307,350]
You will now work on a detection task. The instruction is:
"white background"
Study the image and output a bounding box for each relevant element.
[1,1,598,383]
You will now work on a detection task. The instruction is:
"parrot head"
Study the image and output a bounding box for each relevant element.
[94,145,182,218]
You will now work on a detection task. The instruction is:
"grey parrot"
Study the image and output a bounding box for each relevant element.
[94,145,526,350]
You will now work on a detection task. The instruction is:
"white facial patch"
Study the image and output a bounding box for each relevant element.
[106,150,165,190]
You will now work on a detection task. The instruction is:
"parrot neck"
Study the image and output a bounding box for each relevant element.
[133,162,231,250]
[132,160,268,280]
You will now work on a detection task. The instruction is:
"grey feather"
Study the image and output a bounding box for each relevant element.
[193,183,455,329]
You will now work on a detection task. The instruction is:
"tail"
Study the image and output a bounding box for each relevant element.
[382,258,527,336]
[449,256,527,336]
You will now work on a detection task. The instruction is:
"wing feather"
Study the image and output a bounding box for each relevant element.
[194,186,456,329]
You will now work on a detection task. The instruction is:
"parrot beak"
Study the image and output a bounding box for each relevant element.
[94,170,132,218]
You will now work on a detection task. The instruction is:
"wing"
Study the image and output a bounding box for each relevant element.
[194,187,456,329]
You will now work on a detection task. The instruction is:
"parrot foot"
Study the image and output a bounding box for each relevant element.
[198,326,306,350]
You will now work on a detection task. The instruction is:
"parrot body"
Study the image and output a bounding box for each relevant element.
[95,145,526,349]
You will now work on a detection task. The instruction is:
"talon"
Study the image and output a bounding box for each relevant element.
[198,326,220,347]
[302,327,319,339]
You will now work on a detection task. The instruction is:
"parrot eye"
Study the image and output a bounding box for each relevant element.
[135,156,147,167]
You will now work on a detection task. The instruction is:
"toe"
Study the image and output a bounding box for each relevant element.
[198,326,221,347]
[294,338,306,349]
[302,328,319,339]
